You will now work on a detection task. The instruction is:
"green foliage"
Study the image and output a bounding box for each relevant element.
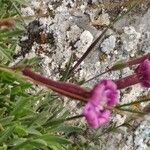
[0,0,24,64]
[0,1,82,149]
[0,68,75,149]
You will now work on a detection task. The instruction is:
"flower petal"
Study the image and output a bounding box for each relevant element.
[82,80,119,128]
[83,103,99,128]
[135,59,150,87]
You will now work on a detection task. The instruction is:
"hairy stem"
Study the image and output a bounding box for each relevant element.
[22,68,90,102]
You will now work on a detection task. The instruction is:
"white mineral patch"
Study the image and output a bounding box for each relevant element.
[139,9,150,32]
[101,35,116,54]
[121,85,144,104]
[67,25,83,42]
[113,114,127,126]
[39,17,53,29]
[30,1,40,9]
[80,30,93,47]
[39,54,52,77]
[75,30,93,57]
[122,26,141,52]
[63,0,75,7]
[134,124,150,150]
[21,7,35,16]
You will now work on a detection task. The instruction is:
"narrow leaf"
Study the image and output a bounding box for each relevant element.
[0,126,15,143]
[40,134,71,145]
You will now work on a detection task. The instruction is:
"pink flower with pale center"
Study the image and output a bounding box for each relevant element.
[135,59,150,88]
[83,80,119,128]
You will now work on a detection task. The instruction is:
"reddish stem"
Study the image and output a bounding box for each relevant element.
[22,68,90,102]
[126,53,150,67]
[114,74,140,89]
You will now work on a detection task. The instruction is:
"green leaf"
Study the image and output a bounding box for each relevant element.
[11,86,22,95]
[30,139,47,147]
[40,134,71,145]
[20,57,42,66]
[0,107,7,118]
[56,125,83,135]
[0,45,12,61]
[0,116,14,126]
[116,97,150,108]
[60,54,73,81]
[26,128,42,136]
[0,126,15,143]
[12,139,29,150]
[27,110,51,127]
[111,60,126,71]
[50,144,67,150]
[44,118,65,128]
[12,138,27,146]
[118,108,148,114]
[0,29,24,38]
[11,97,30,117]
[15,125,28,136]
[0,144,7,150]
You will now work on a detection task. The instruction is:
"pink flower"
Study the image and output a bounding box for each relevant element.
[114,59,150,89]
[83,80,118,128]
[135,59,150,87]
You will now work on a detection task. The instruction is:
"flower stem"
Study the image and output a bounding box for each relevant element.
[114,74,140,89]
[85,53,150,83]
[84,70,110,83]
[22,68,90,102]
[126,53,150,66]
[65,114,83,121]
